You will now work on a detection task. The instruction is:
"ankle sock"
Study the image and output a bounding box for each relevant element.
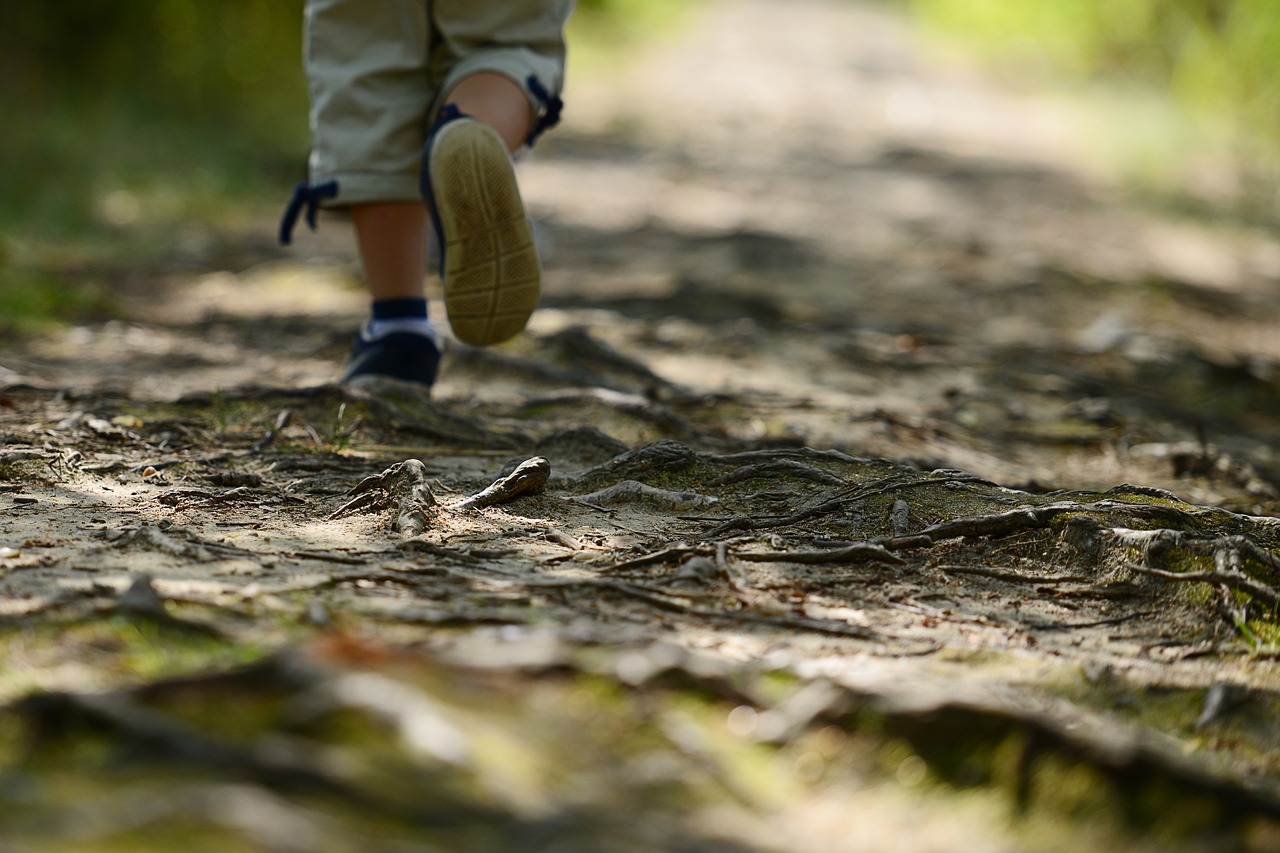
[365,298,439,344]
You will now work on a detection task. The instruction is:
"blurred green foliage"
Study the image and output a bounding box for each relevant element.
[0,0,309,238]
[904,0,1280,209]
[2,1,1273,247]
[0,0,680,333]
[0,0,678,240]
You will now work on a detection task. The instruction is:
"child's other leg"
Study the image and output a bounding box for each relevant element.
[423,89,540,348]
[424,0,571,347]
[443,72,533,153]
[351,70,534,299]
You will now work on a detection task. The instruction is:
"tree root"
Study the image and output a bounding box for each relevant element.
[1128,564,1280,609]
[329,459,436,537]
[735,543,904,567]
[568,440,698,487]
[709,460,847,487]
[935,564,1090,585]
[445,457,550,512]
[596,543,708,573]
[520,388,693,438]
[574,480,718,511]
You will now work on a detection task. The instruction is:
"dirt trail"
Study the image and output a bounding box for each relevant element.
[5,1,1280,850]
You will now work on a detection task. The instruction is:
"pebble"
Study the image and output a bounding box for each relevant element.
[0,547,19,559]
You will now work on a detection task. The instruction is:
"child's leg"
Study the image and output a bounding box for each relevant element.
[443,72,533,153]
[343,199,440,386]
[352,202,429,303]
[350,72,530,309]
[297,0,570,382]
[299,0,441,384]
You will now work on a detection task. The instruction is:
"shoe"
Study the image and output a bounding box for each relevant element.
[422,109,540,347]
[339,330,441,388]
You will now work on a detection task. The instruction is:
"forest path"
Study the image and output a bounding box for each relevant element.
[4,1,1280,850]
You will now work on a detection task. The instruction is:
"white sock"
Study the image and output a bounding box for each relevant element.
[363,318,442,347]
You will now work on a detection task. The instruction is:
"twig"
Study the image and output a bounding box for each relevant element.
[253,408,292,453]
[1024,611,1153,632]
[506,575,881,640]
[595,581,879,640]
[544,527,585,550]
[285,550,374,566]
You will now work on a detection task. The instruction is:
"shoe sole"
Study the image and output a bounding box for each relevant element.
[428,120,540,347]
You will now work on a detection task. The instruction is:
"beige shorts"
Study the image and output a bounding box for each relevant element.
[305,0,572,206]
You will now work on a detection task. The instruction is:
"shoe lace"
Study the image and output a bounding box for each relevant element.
[277,179,338,245]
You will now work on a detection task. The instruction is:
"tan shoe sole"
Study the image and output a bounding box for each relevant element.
[427,119,540,347]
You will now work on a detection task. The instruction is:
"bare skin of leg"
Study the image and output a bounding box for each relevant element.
[350,202,429,301]
[352,73,533,302]
[445,72,533,153]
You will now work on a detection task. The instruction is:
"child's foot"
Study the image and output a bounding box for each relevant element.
[339,328,441,388]
[423,111,540,347]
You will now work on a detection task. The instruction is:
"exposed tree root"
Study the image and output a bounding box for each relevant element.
[1129,564,1280,609]
[734,543,905,567]
[568,439,698,487]
[574,480,719,511]
[445,457,550,512]
[708,460,847,487]
[328,459,436,537]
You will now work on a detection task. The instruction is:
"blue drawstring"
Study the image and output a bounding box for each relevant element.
[278,179,338,245]
[525,75,563,147]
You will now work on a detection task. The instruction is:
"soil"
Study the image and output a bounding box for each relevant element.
[4,1,1280,850]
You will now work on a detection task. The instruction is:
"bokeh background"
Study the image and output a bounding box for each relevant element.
[2,0,1277,331]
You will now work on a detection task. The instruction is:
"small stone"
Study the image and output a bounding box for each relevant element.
[0,547,19,559]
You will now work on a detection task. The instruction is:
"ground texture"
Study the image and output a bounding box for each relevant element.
[4,1,1280,850]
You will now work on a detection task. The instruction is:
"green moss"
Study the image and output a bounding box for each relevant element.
[0,614,270,702]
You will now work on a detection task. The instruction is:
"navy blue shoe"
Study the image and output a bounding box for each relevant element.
[339,330,442,388]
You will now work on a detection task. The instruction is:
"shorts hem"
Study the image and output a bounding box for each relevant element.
[310,172,422,207]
